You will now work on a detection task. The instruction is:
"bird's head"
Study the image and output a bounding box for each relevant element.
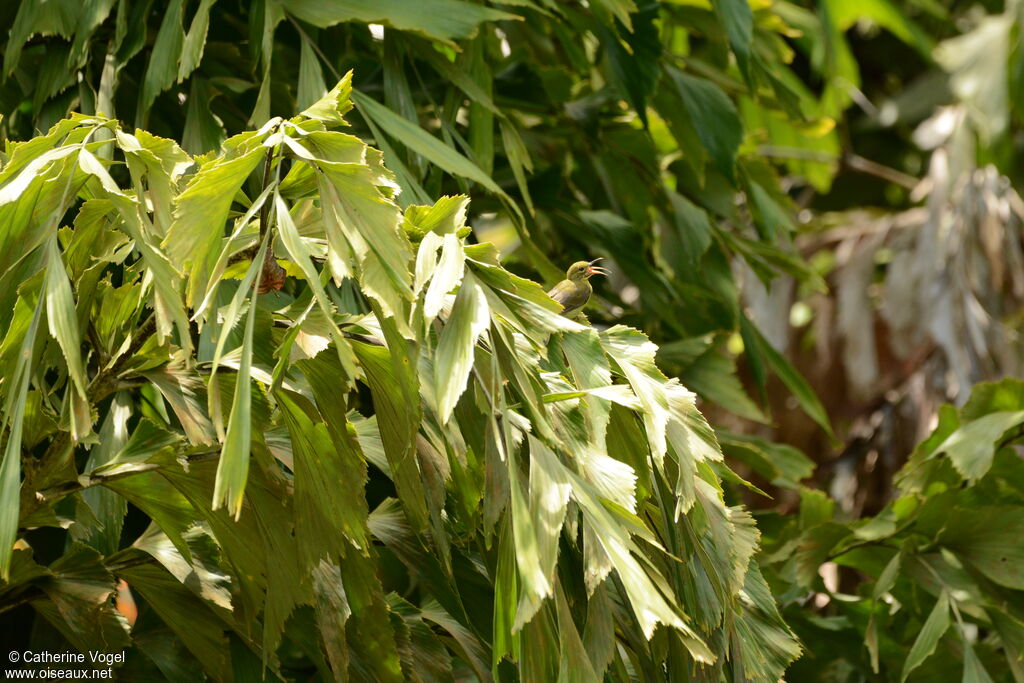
[566,258,610,282]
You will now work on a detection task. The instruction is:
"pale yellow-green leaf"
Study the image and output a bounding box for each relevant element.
[513,437,572,630]
[164,145,265,306]
[434,273,489,423]
[273,191,358,386]
[300,72,354,125]
[43,238,87,403]
[423,232,465,323]
[601,325,671,464]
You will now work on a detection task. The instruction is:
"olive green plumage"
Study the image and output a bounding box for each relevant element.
[547,258,610,315]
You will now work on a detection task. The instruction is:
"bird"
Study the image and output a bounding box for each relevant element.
[547,258,610,316]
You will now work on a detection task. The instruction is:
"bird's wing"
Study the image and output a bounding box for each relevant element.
[547,280,585,313]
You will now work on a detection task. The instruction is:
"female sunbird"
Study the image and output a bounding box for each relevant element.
[547,258,610,315]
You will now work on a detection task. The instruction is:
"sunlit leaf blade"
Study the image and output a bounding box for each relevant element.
[434,272,489,423]
[301,72,354,125]
[273,190,359,385]
[423,232,466,324]
[132,524,233,610]
[73,394,131,555]
[601,325,670,463]
[43,237,88,402]
[211,238,267,517]
[932,410,1024,483]
[513,437,573,628]
[0,293,44,579]
[164,144,266,306]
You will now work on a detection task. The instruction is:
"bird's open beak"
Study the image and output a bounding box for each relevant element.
[587,258,611,276]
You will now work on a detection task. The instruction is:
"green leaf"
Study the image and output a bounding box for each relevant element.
[300,72,354,125]
[600,325,671,464]
[277,390,370,568]
[931,410,1024,483]
[553,582,601,681]
[296,35,327,111]
[582,582,616,677]
[680,347,767,423]
[144,363,217,446]
[427,49,503,117]
[419,598,490,682]
[314,151,414,336]
[828,0,934,56]
[140,0,185,117]
[666,66,743,182]
[591,0,638,29]
[177,0,216,82]
[717,430,813,488]
[799,488,835,529]
[119,562,233,678]
[434,272,489,423]
[115,128,193,234]
[742,315,835,440]
[164,144,266,306]
[901,590,950,682]
[310,560,351,680]
[513,437,573,629]
[37,544,131,652]
[352,90,512,203]
[729,563,802,680]
[3,0,79,77]
[211,238,267,517]
[499,121,535,215]
[337,545,405,682]
[665,190,713,268]
[712,0,753,79]
[960,378,1024,419]
[872,550,902,600]
[939,507,1024,589]
[598,5,660,127]
[183,78,227,155]
[69,0,119,70]
[43,236,88,404]
[961,637,995,683]
[280,0,517,45]
[0,293,44,579]
[573,474,712,659]
[73,394,131,555]
[352,340,430,531]
[273,190,359,385]
[131,525,233,611]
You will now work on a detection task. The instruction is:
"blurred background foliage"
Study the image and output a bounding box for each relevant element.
[4,0,1024,680]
